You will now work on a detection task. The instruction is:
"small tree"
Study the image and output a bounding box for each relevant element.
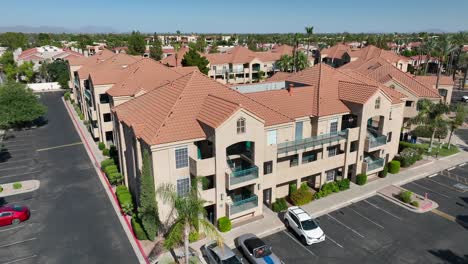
[127,31,146,55]
[149,33,163,61]
[17,62,34,83]
[138,150,159,241]
[181,49,209,75]
[47,60,70,88]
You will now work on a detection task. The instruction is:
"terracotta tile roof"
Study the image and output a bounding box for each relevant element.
[348,45,409,64]
[159,47,189,67]
[114,71,292,145]
[197,95,241,128]
[70,49,114,68]
[267,72,292,82]
[321,44,352,59]
[414,75,454,86]
[89,54,142,85]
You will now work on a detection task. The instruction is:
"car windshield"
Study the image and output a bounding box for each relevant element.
[301,219,318,230]
[253,246,272,258]
[222,256,242,264]
[11,205,24,212]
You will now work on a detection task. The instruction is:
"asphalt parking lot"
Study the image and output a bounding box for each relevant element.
[0,92,137,264]
[261,191,468,263]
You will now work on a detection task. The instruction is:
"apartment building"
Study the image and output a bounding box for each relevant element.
[321,44,410,72]
[15,45,84,71]
[112,63,405,225]
[204,45,296,84]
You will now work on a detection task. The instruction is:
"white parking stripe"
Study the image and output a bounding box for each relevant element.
[407,182,451,198]
[0,238,37,248]
[362,200,402,220]
[348,207,384,229]
[326,214,365,238]
[0,170,40,179]
[425,178,465,193]
[428,173,438,178]
[325,234,344,249]
[0,158,34,165]
[0,165,28,171]
[282,231,317,256]
[448,167,456,171]
[0,225,23,233]
[458,163,466,167]
[2,255,37,264]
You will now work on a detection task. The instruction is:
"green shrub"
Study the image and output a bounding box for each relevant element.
[379,166,388,178]
[131,217,148,240]
[410,200,419,208]
[300,182,309,191]
[290,187,313,206]
[272,198,288,212]
[218,217,231,232]
[289,183,297,195]
[388,160,400,174]
[64,92,71,101]
[313,190,325,200]
[399,190,412,204]
[102,148,110,156]
[98,142,106,150]
[109,172,123,185]
[101,159,115,169]
[398,148,421,167]
[399,141,426,155]
[13,182,22,189]
[0,185,3,192]
[116,185,134,215]
[79,112,84,120]
[356,174,367,186]
[337,179,350,191]
[189,231,200,243]
[104,165,118,175]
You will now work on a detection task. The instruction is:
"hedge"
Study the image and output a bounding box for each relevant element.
[399,190,412,204]
[388,160,401,174]
[64,92,71,101]
[104,165,118,175]
[102,148,110,156]
[290,187,313,206]
[379,166,388,178]
[98,142,106,150]
[108,172,123,185]
[131,217,148,240]
[356,174,367,186]
[314,179,349,200]
[101,159,115,170]
[116,185,134,215]
[398,148,421,167]
[272,198,288,212]
[218,217,232,232]
[399,141,426,155]
[116,185,127,194]
[337,179,350,191]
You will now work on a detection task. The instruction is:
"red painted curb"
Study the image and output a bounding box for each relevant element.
[64,100,150,264]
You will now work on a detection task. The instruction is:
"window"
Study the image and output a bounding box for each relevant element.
[105,131,114,143]
[405,101,413,107]
[302,150,317,163]
[103,113,112,122]
[327,146,338,157]
[267,130,277,145]
[177,177,190,196]
[350,141,358,152]
[237,118,246,134]
[387,132,392,143]
[295,121,303,140]
[290,155,299,167]
[289,212,300,226]
[175,147,188,169]
[330,121,338,133]
[100,93,109,104]
[375,97,381,109]
[326,170,336,182]
[263,161,273,175]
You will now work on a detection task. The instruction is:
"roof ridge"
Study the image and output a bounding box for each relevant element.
[381,63,439,96]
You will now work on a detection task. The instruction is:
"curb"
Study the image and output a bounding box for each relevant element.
[0,180,40,198]
[63,98,149,264]
[377,186,439,213]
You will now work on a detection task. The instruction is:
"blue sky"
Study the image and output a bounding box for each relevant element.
[2,0,467,33]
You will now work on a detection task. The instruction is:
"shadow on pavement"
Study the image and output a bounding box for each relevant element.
[428,249,468,264]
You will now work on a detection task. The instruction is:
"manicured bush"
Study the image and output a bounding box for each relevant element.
[13,182,22,189]
[218,217,231,232]
[116,185,134,215]
[388,160,400,174]
[98,142,106,150]
[102,148,110,156]
[116,185,128,195]
[104,165,118,175]
[399,190,412,204]
[379,166,388,178]
[356,174,367,186]
[337,179,350,191]
[131,217,148,240]
[108,172,123,185]
[79,112,84,120]
[410,200,419,208]
[289,183,297,195]
[399,141,426,155]
[189,231,200,243]
[272,198,288,212]
[100,158,115,169]
[64,92,71,101]
[0,185,3,192]
[290,187,313,206]
[300,182,309,191]
[398,148,421,167]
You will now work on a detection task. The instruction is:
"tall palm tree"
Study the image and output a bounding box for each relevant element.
[410,99,449,152]
[305,26,314,58]
[157,182,222,264]
[422,38,437,75]
[447,103,466,149]
[292,33,300,72]
[460,53,468,90]
[435,36,457,90]
[451,32,468,79]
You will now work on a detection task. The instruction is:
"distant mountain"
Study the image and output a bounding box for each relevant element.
[0,25,118,34]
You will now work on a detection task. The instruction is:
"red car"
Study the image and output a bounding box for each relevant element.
[0,205,30,227]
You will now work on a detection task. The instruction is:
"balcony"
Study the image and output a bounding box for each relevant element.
[228,165,259,186]
[84,89,92,101]
[228,194,258,216]
[365,129,387,150]
[363,156,385,172]
[189,157,215,176]
[277,130,347,155]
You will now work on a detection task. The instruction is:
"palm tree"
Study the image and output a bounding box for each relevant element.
[422,38,437,75]
[292,33,300,72]
[460,53,468,90]
[277,55,293,72]
[410,99,449,152]
[435,36,457,90]
[447,104,466,149]
[157,182,222,264]
[305,26,314,58]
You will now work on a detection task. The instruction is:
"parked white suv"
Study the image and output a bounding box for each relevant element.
[284,206,325,245]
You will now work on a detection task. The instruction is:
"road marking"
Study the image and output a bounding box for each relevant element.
[458,163,467,167]
[348,207,384,229]
[0,238,37,248]
[407,182,451,198]
[326,214,365,238]
[431,209,456,222]
[0,165,28,171]
[2,255,37,264]
[428,173,438,178]
[282,231,317,256]
[425,178,465,193]
[0,158,34,165]
[362,200,402,220]
[0,225,23,233]
[0,170,40,179]
[325,234,344,249]
[36,142,83,152]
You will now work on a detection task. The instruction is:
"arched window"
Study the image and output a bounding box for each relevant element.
[237,117,246,134]
[375,97,381,109]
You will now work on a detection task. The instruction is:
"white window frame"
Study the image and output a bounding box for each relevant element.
[326,170,336,182]
[267,130,277,145]
[177,176,191,197]
[237,117,246,134]
[329,120,338,133]
[175,146,188,169]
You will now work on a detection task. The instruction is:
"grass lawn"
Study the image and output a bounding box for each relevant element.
[414,142,460,157]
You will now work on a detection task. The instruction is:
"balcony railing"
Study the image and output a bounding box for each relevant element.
[368,135,387,148]
[84,89,92,101]
[215,68,245,75]
[229,195,258,215]
[230,166,259,185]
[277,130,348,155]
[365,157,385,171]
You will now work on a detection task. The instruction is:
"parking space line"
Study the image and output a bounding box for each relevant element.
[0,225,23,233]
[425,178,465,193]
[326,214,365,238]
[348,207,384,229]
[36,142,82,152]
[325,234,344,249]
[281,231,317,256]
[362,200,402,220]
[407,182,451,198]
[2,255,37,264]
[428,173,438,178]
[0,157,34,165]
[2,143,29,148]
[431,209,456,222]
[0,238,37,248]
[0,170,40,179]
[458,163,466,167]
[0,165,28,171]
[447,167,456,171]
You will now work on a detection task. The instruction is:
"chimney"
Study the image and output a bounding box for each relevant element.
[288,83,294,96]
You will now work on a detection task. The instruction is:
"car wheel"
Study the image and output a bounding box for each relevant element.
[12,219,21,225]
[301,236,307,245]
